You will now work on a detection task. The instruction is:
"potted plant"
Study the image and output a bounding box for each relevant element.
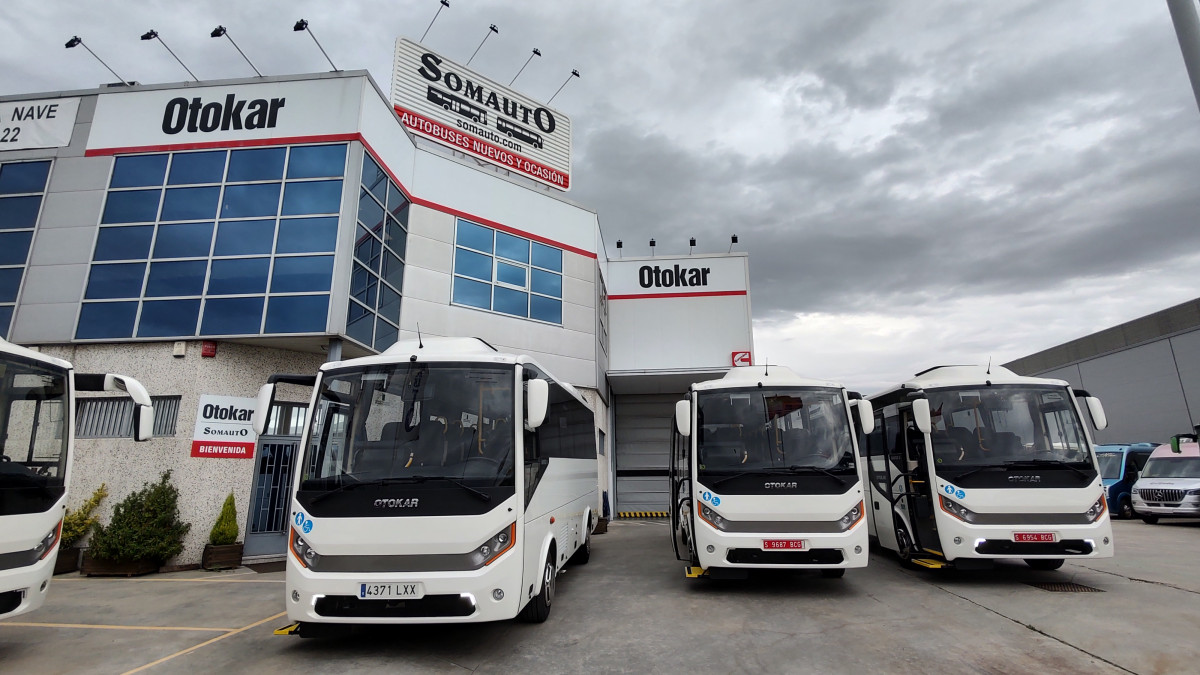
[202,493,243,570]
[56,483,108,574]
[82,471,191,577]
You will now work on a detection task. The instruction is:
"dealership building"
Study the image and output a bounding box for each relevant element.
[0,41,753,563]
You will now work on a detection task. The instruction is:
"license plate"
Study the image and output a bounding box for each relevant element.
[1013,532,1056,543]
[358,582,424,600]
[762,539,807,550]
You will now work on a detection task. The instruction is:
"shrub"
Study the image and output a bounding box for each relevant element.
[62,484,108,548]
[208,493,240,546]
[88,471,191,563]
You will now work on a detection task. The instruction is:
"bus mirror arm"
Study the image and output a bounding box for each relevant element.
[526,379,549,429]
[78,373,155,442]
[674,400,691,438]
[253,383,277,436]
[910,398,932,434]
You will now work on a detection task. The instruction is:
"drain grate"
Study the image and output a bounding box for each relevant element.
[1026,581,1104,593]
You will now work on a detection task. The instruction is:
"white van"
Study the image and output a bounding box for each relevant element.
[1130,438,1200,524]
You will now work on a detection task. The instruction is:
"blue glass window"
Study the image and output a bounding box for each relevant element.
[385,215,406,258]
[454,248,491,282]
[0,231,33,265]
[374,319,398,351]
[288,144,346,179]
[495,232,529,264]
[85,263,145,299]
[222,183,281,218]
[0,161,51,194]
[456,220,492,253]
[281,180,342,215]
[265,295,328,333]
[200,297,264,335]
[362,155,387,202]
[0,268,22,302]
[493,287,527,317]
[145,260,207,297]
[214,219,275,256]
[346,305,374,346]
[0,195,43,230]
[153,222,213,259]
[452,277,490,310]
[387,182,408,217]
[270,255,333,293]
[351,264,377,307]
[168,151,226,185]
[94,225,153,261]
[137,299,200,337]
[530,295,562,324]
[101,190,160,224]
[497,262,526,287]
[354,227,381,272]
[110,155,167,188]
[161,186,220,221]
[377,284,401,323]
[381,252,404,292]
[208,258,269,295]
[227,147,286,182]
[75,302,138,339]
[358,188,384,230]
[532,269,562,297]
[276,217,337,253]
[532,242,562,272]
[0,306,11,340]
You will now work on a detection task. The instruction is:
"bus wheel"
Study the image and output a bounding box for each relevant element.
[820,568,845,579]
[569,530,590,565]
[519,554,556,623]
[1025,558,1064,571]
[1117,498,1133,520]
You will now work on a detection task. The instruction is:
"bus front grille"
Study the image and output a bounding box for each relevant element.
[724,548,844,565]
[314,594,475,618]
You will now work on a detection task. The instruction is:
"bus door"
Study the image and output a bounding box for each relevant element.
[864,409,900,551]
[900,412,939,553]
[868,406,937,557]
[668,415,693,563]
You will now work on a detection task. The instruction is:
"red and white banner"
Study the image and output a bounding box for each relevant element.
[190,394,257,459]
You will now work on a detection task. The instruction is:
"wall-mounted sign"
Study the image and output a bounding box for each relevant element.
[606,255,749,299]
[732,351,752,367]
[391,38,572,191]
[0,97,80,150]
[191,394,257,459]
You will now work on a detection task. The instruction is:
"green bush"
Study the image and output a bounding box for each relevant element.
[62,483,108,548]
[208,493,240,546]
[88,471,191,563]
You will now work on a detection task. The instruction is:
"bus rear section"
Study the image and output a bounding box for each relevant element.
[262,338,597,629]
[669,366,874,579]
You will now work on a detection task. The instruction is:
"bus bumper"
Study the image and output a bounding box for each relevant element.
[0,551,56,620]
[694,520,869,570]
[935,517,1114,561]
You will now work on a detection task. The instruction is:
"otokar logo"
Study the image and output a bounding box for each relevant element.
[161,93,286,134]
[764,481,798,489]
[638,265,712,289]
[374,498,419,508]
[1007,475,1042,483]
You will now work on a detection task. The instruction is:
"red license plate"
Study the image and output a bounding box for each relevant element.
[762,539,807,550]
[1013,532,1056,542]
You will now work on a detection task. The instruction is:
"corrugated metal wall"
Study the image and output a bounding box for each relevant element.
[614,394,675,513]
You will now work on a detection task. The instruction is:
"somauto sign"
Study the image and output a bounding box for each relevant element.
[0,97,80,150]
[191,394,258,459]
[391,38,572,191]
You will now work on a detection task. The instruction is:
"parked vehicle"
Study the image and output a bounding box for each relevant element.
[1095,443,1157,519]
[1131,436,1200,524]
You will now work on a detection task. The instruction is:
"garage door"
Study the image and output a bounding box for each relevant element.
[614,394,675,514]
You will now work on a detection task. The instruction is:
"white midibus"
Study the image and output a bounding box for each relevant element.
[669,366,875,579]
[257,337,598,633]
[0,337,153,620]
[864,365,1113,570]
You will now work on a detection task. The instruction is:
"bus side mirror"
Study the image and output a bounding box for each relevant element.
[855,399,875,435]
[132,404,154,441]
[911,398,932,434]
[674,400,691,437]
[1084,396,1107,431]
[526,379,549,429]
[252,383,276,436]
[102,374,153,442]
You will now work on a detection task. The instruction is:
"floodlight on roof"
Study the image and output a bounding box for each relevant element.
[209,25,262,76]
[292,18,338,71]
[141,29,198,81]
[64,35,128,84]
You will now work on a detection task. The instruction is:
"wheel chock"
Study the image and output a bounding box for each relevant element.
[684,566,708,578]
[274,621,301,636]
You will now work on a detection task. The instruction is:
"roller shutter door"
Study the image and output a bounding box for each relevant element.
[614,394,675,514]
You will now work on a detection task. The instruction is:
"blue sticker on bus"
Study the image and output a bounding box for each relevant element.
[955,489,965,499]
[712,496,721,506]
[294,512,305,526]
[302,519,313,533]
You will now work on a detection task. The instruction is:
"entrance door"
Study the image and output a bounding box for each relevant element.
[244,403,307,558]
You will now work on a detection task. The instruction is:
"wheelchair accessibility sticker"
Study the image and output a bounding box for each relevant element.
[294,511,313,533]
[942,484,966,500]
[700,490,721,507]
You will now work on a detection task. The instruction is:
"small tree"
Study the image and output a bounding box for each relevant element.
[209,493,239,546]
[62,484,108,548]
[89,471,191,563]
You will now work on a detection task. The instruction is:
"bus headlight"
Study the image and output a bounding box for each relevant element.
[1084,495,1107,522]
[698,504,728,531]
[837,502,864,531]
[289,528,320,569]
[470,523,516,568]
[33,521,63,560]
[939,496,977,523]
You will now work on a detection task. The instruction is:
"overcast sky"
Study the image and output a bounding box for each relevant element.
[3,1,1199,393]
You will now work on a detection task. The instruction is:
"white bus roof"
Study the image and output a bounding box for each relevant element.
[870,365,1070,400]
[691,365,844,392]
[0,337,72,371]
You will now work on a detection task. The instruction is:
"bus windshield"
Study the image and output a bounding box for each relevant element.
[926,385,1093,471]
[299,363,516,493]
[696,387,855,478]
[1096,453,1123,480]
[1140,457,1200,479]
[0,353,68,513]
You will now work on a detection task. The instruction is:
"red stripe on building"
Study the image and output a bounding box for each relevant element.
[608,290,748,300]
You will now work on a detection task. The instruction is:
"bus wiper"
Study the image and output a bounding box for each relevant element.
[307,475,394,504]
[410,475,492,503]
[949,464,1009,481]
[711,466,847,488]
[782,465,849,486]
[1003,460,1090,479]
[710,470,775,488]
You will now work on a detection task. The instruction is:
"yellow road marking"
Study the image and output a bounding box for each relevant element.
[121,611,287,675]
[0,622,234,632]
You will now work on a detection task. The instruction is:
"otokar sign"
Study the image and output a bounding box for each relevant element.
[391,38,572,191]
[191,394,258,459]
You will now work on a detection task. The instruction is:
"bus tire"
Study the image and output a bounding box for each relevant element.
[519,552,556,623]
[820,568,845,579]
[569,530,590,565]
[1025,558,1064,571]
